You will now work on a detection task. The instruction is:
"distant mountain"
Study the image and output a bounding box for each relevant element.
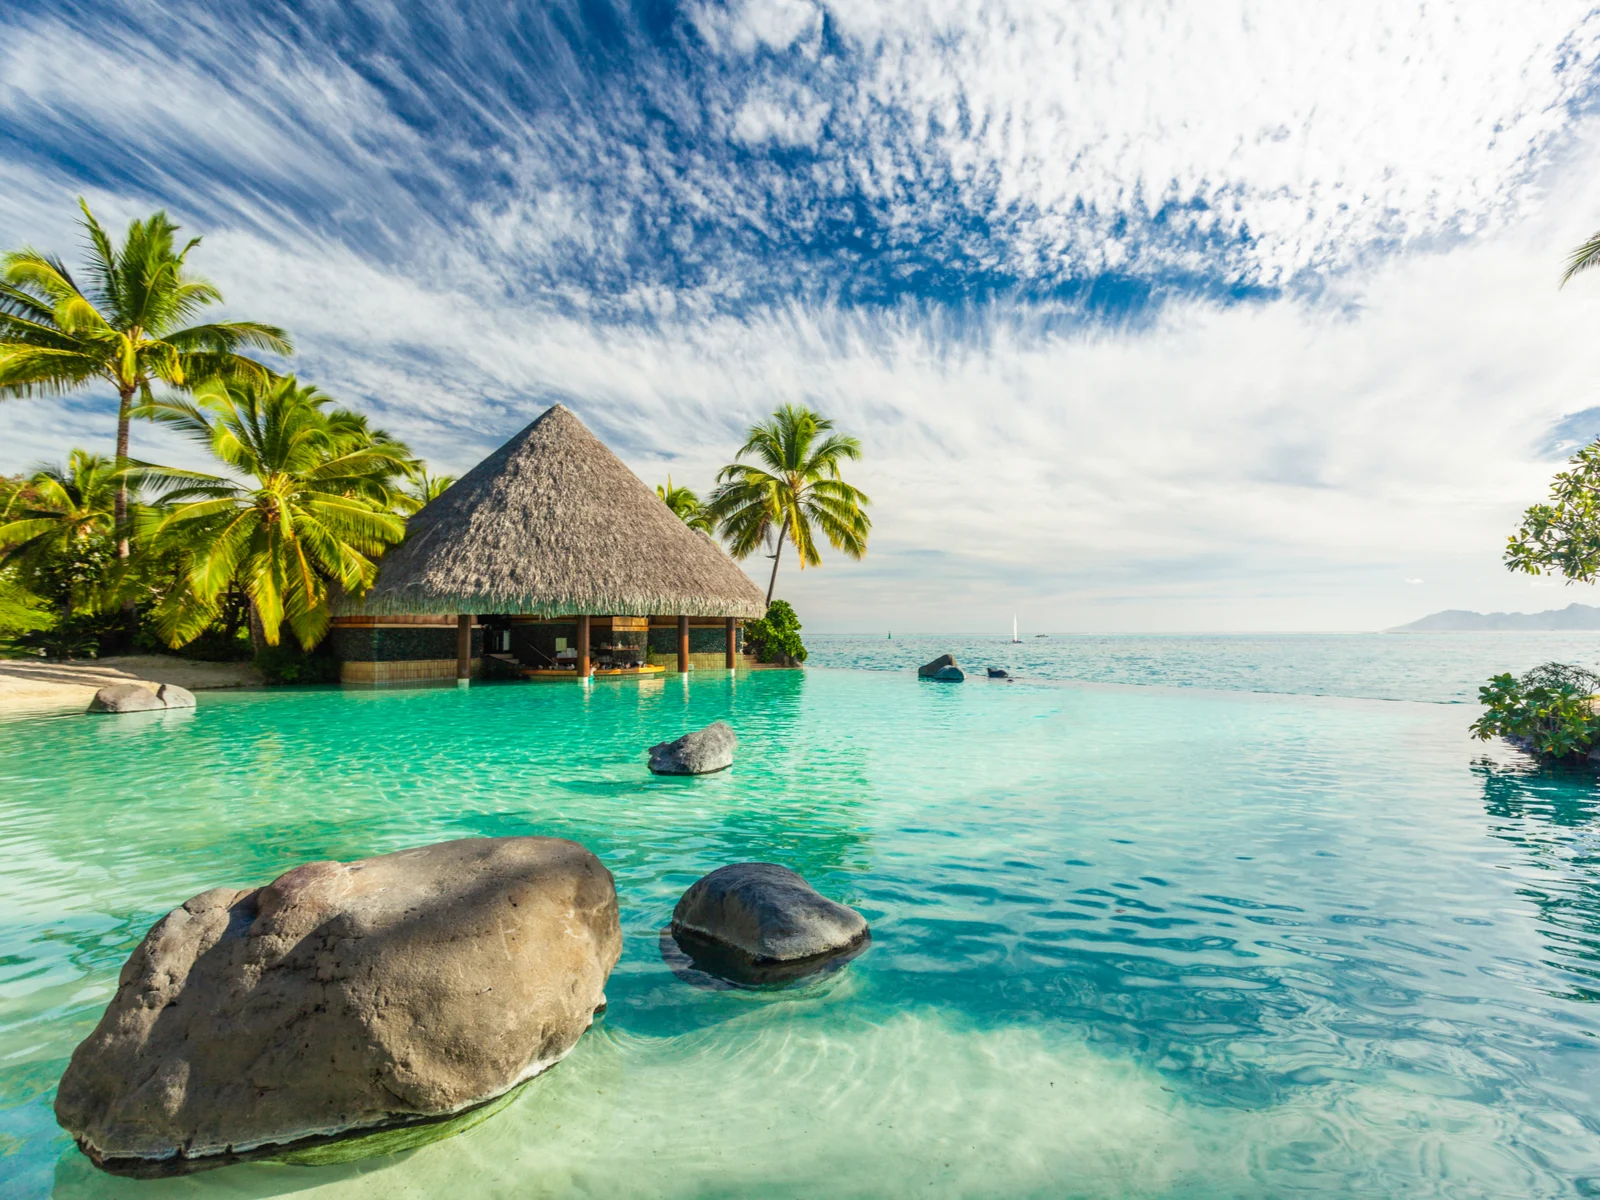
[1388,603,1600,632]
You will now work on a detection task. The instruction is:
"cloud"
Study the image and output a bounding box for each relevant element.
[4,1,1600,631]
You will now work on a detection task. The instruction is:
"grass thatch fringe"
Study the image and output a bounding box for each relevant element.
[341,404,767,619]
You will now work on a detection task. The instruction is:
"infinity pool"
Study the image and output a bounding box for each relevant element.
[2,669,1599,1197]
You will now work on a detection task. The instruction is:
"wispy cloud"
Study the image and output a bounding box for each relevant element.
[2,1,1600,631]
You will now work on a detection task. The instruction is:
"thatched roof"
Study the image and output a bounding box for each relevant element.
[345,404,767,619]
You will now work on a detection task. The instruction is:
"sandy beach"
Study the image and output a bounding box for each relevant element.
[0,656,263,715]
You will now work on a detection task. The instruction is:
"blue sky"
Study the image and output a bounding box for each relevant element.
[5,1,1600,632]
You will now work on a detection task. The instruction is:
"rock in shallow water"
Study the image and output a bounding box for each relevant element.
[54,836,621,1177]
[87,684,166,714]
[917,655,964,681]
[87,683,196,713]
[649,721,737,775]
[670,863,869,983]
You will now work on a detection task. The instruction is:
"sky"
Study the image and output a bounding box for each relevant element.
[4,0,1600,633]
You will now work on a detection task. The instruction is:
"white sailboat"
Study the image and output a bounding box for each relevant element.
[1011,616,1021,644]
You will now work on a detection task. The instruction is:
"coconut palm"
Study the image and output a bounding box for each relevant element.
[137,376,408,651]
[707,404,871,603]
[398,470,457,515]
[0,200,292,555]
[0,450,124,616]
[657,476,714,533]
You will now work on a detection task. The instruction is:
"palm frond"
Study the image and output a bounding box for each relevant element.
[1563,231,1600,286]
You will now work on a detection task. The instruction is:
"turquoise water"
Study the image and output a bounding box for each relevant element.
[3,661,1600,1196]
[809,630,1600,702]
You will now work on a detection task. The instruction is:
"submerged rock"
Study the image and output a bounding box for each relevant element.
[55,836,621,1177]
[670,862,869,985]
[649,721,737,775]
[987,668,1009,679]
[918,655,964,682]
[87,684,166,714]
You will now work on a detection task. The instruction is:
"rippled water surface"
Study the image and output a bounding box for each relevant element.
[4,666,1600,1197]
[808,630,1600,703]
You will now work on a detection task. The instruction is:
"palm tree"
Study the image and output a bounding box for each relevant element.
[0,199,292,556]
[657,476,714,533]
[0,450,124,616]
[707,404,871,603]
[137,376,408,651]
[398,470,457,515]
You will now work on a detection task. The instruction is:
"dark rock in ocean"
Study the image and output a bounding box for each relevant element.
[156,684,196,709]
[670,862,869,986]
[54,837,621,1177]
[87,684,165,714]
[987,668,1009,678]
[648,721,737,775]
[918,654,964,681]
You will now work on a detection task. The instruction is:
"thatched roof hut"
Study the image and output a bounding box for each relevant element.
[349,404,766,619]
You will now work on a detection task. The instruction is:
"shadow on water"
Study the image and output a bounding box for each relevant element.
[1474,757,1600,1003]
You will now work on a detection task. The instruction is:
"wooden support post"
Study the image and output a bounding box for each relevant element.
[577,615,591,679]
[677,615,690,673]
[725,617,736,670]
[456,614,472,683]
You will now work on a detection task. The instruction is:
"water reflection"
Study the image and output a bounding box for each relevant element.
[1475,757,1600,1003]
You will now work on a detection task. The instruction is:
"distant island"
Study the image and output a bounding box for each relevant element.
[1388,603,1600,632]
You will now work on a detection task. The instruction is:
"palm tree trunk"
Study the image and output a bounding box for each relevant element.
[765,513,791,605]
[248,601,267,656]
[114,387,133,560]
[114,386,138,647]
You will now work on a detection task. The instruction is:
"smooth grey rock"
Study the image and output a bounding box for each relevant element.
[55,836,621,1177]
[671,862,869,966]
[87,684,165,714]
[649,721,736,775]
[987,668,1009,678]
[933,665,965,681]
[155,683,196,709]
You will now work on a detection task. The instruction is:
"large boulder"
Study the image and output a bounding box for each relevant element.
[649,721,737,775]
[87,682,197,714]
[917,654,964,682]
[87,684,166,714]
[670,862,869,984]
[55,837,621,1177]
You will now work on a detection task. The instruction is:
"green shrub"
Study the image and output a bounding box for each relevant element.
[744,600,807,664]
[174,624,253,662]
[15,618,101,661]
[254,641,342,685]
[1472,661,1600,762]
[0,571,52,654]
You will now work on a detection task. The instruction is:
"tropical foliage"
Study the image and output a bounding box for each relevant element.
[0,201,291,554]
[0,451,123,617]
[743,599,807,664]
[657,476,714,533]
[137,376,411,651]
[707,404,870,602]
[1472,662,1600,762]
[1504,442,1600,583]
[399,471,456,515]
[1564,228,1600,286]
